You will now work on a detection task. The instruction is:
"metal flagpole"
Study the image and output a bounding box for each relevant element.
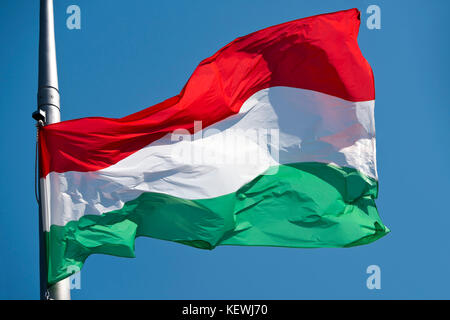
[33,0,71,300]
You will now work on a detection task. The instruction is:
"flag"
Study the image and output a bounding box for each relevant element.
[39,8,389,285]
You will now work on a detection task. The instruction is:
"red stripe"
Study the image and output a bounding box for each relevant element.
[40,8,374,177]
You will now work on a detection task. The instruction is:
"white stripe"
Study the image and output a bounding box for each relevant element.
[43,87,376,230]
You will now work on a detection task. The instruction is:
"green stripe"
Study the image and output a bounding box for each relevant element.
[46,162,389,285]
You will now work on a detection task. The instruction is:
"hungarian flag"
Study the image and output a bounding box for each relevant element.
[39,8,389,285]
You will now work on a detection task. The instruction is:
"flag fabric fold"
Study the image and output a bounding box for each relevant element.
[39,8,388,285]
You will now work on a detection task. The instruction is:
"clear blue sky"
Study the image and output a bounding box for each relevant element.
[1,0,449,299]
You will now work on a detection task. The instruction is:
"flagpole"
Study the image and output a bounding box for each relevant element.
[34,0,71,300]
